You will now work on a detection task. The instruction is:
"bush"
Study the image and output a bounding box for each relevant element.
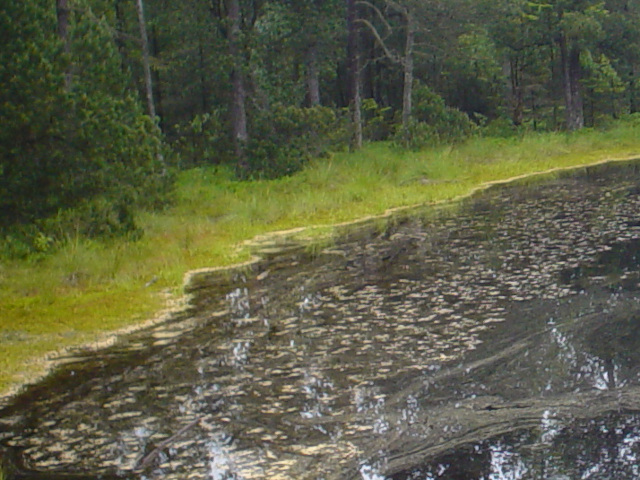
[362,98,394,141]
[242,104,349,179]
[393,120,439,150]
[481,116,522,138]
[393,82,477,149]
[172,111,233,168]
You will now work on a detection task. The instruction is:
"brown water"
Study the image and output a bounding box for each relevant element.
[3,162,640,480]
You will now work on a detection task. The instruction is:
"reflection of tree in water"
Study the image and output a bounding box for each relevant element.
[392,413,640,479]
[537,308,640,393]
[556,238,640,390]
[585,314,640,372]
[8,164,640,479]
[545,413,640,480]
[547,319,622,391]
[564,311,640,391]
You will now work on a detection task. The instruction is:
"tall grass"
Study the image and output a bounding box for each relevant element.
[2,122,640,395]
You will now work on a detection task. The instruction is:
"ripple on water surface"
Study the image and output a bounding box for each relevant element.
[4,162,640,479]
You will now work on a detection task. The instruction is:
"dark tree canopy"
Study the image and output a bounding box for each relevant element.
[2,0,639,253]
[0,0,169,253]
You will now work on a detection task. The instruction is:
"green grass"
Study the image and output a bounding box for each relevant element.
[2,122,640,397]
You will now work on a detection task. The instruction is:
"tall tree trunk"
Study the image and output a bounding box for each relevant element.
[198,42,209,113]
[347,0,362,150]
[135,0,156,119]
[56,0,72,90]
[630,64,640,113]
[225,0,249,170]
[356,0,415,144]
[401,12,415,145]
[509,56,524,126]
[114,0,127,72]
[559,36,584,131]
[306,43,321,106]
[151,24,164,131]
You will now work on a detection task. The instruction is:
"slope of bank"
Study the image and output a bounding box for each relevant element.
[2,124,640,400]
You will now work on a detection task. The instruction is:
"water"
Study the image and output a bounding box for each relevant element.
[3,162,640,479]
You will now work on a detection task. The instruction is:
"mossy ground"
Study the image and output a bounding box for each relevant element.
[2,123,640,398]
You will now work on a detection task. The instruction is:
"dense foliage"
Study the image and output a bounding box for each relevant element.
[2,0,640,255]
[136,0,640,164]
[0,0,169,256]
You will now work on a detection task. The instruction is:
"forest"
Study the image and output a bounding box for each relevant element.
[2,0,640,254]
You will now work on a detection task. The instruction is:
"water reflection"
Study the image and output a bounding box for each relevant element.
[3,163,640,479]
[392,412,640,480]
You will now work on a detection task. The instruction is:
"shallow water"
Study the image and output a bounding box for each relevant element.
[3,162,640,479]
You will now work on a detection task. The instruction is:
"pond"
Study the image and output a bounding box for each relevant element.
[3,161,640,480]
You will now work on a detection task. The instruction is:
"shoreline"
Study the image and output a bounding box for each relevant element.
[1,153,639,406]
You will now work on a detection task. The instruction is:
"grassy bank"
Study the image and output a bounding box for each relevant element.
[2,124,640,398]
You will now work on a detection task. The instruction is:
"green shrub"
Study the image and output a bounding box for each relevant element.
[172,111,233,168]
[604,112,640,129]
[393,82,477,149]
[481,116,522,138]
[243,104,349,179]
[393,119,439,150]
[362,98,394,141]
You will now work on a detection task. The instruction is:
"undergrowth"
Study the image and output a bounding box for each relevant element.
[2,121,640,395]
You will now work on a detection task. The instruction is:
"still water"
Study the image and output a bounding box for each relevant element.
[3,162,640,479]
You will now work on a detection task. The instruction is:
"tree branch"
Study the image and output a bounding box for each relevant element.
[384,0,409,19]
[356,18,400,64]
[356,0,393,36]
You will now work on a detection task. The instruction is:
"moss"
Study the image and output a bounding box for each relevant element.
[0,284,162,394]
